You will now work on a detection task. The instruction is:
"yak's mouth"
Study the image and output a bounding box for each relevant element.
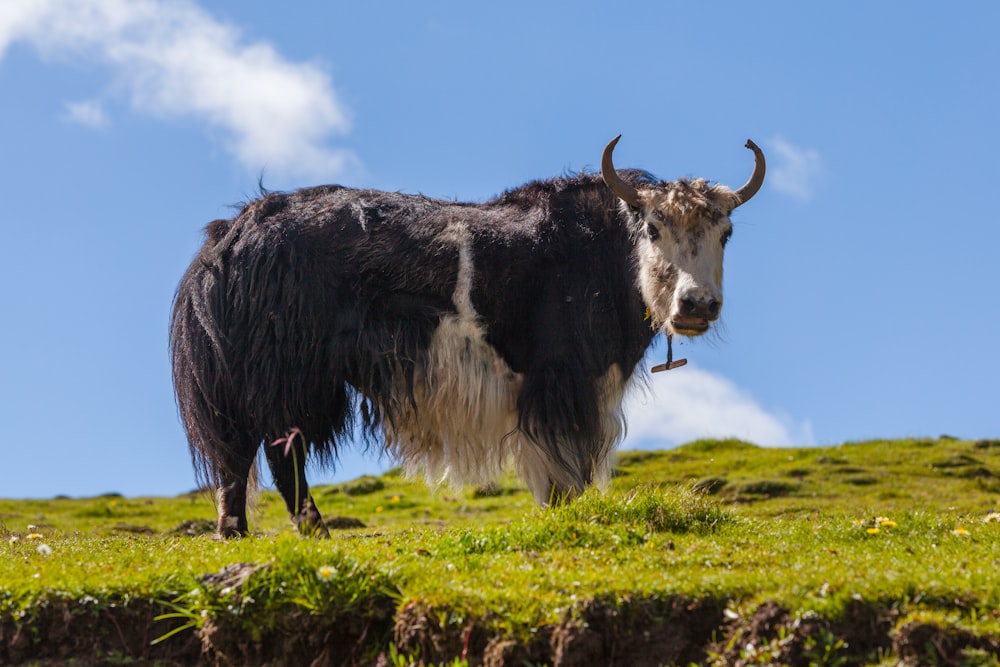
[670,317,711,336]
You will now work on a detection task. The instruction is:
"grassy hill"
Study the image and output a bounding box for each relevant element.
[3,437,1000,665]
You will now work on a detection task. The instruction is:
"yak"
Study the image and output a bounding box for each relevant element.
[170,135,765,537]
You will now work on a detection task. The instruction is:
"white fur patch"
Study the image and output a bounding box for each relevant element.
[382,221,630,504]
[384,220,523,488]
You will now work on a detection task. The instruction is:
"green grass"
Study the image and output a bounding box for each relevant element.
[3,437,1000,665]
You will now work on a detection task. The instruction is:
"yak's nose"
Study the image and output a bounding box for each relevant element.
[679,294,722,320]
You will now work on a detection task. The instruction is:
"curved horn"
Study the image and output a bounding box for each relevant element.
[602,135,641,208]
[734,139,766,205]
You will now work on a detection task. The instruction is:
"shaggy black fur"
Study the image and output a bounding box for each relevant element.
[171,172,660,536]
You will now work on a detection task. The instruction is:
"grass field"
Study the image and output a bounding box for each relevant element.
[3,437,1000,665]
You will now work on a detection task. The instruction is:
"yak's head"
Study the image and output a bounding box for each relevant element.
[602,135,765,338]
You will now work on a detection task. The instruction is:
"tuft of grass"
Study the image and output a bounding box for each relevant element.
[675,438,759,454]
[554,483,730,533]
[436,485,730,557]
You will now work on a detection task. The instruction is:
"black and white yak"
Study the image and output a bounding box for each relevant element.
[170,136,765,537]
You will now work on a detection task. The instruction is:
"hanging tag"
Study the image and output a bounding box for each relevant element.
[651,359,687,373]
[651,334,687,373]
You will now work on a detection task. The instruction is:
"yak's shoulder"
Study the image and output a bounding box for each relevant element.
[491,170,657,205]
[487,171,656,234]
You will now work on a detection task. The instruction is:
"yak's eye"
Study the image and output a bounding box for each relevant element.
[646,223,660,241]
[721,228,733,247]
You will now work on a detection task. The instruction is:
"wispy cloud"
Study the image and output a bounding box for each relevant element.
[62,99,110,129]
[768,137,822,201]
[622,364,814,449]
[0,0,353,181]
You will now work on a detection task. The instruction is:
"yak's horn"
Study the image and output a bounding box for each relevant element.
[734,139,766,205]
[601,135,641,208]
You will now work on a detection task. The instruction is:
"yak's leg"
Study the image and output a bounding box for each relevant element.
[265,437,330,537]
[516,364,609,506]
[215,439,257,539]
[514,435,588,506]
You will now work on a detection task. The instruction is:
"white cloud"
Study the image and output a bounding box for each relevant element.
[768,137,822,201]
[622,364,814,449]
[0,0,353,180]
[62,99,110,129]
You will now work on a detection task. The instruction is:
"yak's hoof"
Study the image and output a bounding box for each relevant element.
[215,515,249,539]
[214,528,249,540]
[293,497,331,538]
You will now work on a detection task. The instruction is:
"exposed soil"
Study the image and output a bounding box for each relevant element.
[325,516,368,530]
[0,598,201,666]
[707,600,898,667]
[168,519,217,537]
[4,593,998,666]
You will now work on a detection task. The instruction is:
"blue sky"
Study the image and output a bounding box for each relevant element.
[1,1,997,498]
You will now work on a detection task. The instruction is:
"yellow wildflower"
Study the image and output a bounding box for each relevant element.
[866,527,880,535]
[316,565,337,581]
[953,527,970,537]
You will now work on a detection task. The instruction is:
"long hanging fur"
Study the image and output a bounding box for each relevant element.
[170,170,720,503]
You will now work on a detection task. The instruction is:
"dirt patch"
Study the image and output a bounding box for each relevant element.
[342,476,385,496]
[472,483,519,498]
[830,598,897,659]
[893,619,1000,666]
[392,596,724,667]
[710,601,793,666]
[692,476,728,494]
[550,596,724,667]
[169,519,216,536]
[707,600,901,667]
[111,522,157,535]
[0,598,200,666]
[392,601,495,664]
[974,439,1000,450]
[325,516,367,530]
[3,594,996,666]
[929,454,983,469]
[844,475,880,486]
[728,480,798,500]
[201,606,395,666]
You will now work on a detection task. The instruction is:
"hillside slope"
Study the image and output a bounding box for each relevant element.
[3,437,1000,665]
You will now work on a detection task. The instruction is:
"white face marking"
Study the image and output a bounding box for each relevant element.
[633,184,734,337]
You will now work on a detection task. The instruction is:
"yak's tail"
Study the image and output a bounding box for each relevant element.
[169,222,248,490]
[170,209,363,492]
